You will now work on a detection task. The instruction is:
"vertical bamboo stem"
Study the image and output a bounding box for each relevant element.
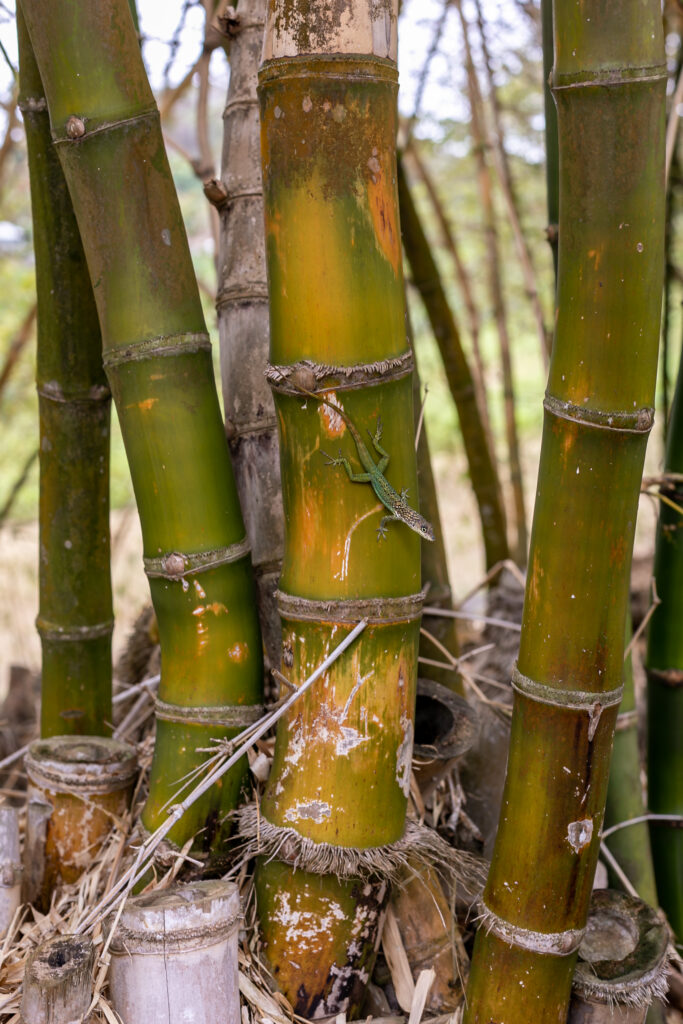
[20,0,264,854]
[17,8,113,738]
[463,0,666,1017]
[646,351,683,944]
[473,0,551,367]
[397,156,509,570]
[248,3,428,1014]
[216,0,283,672]
[455,0,528,565]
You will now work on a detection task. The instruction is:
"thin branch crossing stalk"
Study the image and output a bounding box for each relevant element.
[463,0,666,1019]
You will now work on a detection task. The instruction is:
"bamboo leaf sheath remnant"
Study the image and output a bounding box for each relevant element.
[464,1,666,1020]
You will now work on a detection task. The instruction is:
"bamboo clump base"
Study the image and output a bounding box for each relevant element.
[0,680,485,1024]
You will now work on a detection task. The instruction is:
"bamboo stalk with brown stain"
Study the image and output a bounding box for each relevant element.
[464,0,666,1017]
[249,2,427,1016]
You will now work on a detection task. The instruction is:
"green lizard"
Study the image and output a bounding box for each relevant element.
[289,380,435,542]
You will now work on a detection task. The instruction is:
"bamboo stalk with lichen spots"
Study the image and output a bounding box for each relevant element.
[646,352,683,945]
[245,2,431,1015]
[464,1,666,1018]
[397,155,509,572]
[17,7,112,738]
[20,0,263,856]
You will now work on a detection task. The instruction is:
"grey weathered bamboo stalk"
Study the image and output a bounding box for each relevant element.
[214,0,283,672]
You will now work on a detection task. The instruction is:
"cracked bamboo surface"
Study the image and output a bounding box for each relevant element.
[19,0,263,853]
[17,9,112,738]
[464,1,666,1019]
[254,1,422,1015]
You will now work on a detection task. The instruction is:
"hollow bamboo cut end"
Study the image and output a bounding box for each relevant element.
[21,935,94,1024]
[106,880,240,1024]
[569,890,670,1024]
[25,736,137,908]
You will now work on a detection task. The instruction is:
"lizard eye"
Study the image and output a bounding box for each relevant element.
[421,525,428,533]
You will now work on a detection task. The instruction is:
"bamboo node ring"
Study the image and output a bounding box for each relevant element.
[477,901,585,955]
[144,538,251,580]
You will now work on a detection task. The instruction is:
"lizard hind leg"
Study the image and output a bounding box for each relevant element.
[369,417,391,475]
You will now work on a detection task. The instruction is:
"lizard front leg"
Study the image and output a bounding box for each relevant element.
[376,512,400,541]
[321,449,371,483]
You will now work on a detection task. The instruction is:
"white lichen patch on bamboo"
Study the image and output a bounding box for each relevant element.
[395,713,413,797]
[567,818,593,853]
[317,391,345,437]
[272,890,345,952]
[263,0,398,62]
[284,800,332,823]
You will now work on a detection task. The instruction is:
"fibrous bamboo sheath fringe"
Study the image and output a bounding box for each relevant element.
[543,394,654,434]
[144,538,251,580]
[573,960,670,1009]
[237,804,487,895]
[154,698,265,727]
[276,587,427,624]
[476,901,585,955]
[266,354,413,393]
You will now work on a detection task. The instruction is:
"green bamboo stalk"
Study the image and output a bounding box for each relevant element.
[249,3,425,1014]
[541,0,559,276]
[410,309,462,694]
[397,156,509,571]
[17,8,112,738]
[20,0,263,853]
[646,350,683,945]
[603,619,658,906]
[464,1,666,1018]
[455,0,528,566]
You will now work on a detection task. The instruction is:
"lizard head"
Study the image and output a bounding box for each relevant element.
[408,510,435,542]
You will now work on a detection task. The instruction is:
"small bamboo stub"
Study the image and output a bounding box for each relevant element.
[106,879,240,1024]
[20,935,94,1024]
[24,737,137,906]
[569,890,670,1024]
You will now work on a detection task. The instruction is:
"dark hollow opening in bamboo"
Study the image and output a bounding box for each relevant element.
[413,679,478,760]
[47,947,70,969]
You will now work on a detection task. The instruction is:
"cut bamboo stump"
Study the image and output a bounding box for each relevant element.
[413,678,478,762]
[0,805,21,936]
[24,737,137,908]
[20,934,94,1024]
[569,890,670,1024]
[390,679,477,1013]
[107,880,240,1024]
